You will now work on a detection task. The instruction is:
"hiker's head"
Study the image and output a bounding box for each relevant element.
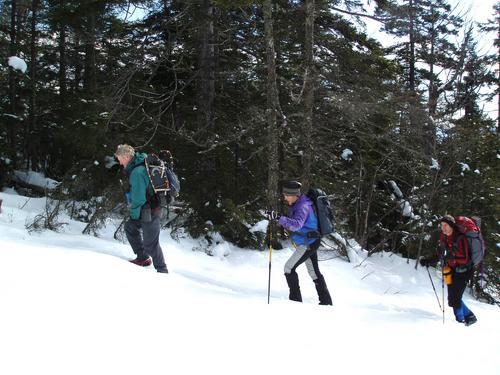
[115,144,135,168]
[282,180,301,205]
[440,215,455,236]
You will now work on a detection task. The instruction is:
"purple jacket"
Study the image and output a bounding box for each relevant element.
[278,195,318,245]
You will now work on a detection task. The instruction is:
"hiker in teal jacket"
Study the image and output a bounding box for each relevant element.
[115,144,168,273]
[125,152,151,220]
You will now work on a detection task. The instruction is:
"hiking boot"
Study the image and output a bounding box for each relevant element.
[464,314,477,326]
[314,276,332,306]
[285,272,302,302]
[129,256,152,267]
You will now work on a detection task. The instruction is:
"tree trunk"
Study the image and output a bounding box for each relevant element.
[74,32,82,91]
[8,0,18,168]
[83,10,96,94]
[162,0,174,55]
[197,0,216,129]
[354,157,364,241]
[302,0,315,189]
[28,0,39,171]
[264,0,280,211]
[408,0,415,92]
[426,5,437,154]
[59,0,67,110]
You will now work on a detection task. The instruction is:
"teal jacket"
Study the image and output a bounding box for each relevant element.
[125,153,154,220]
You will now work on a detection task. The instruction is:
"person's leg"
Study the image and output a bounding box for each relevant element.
[124,219,148,259]
[142,214,167,272]
[448,269,472,322]
[285,272,302,302]
[284,245,312,302]
[460,269,476,325]
[461,301,472,317]
[305,250,332,305]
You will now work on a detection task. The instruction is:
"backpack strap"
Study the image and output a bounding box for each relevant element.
[130,163,159,208]
[306,195,322,239]
[451,234,470,265]
[439,238,450,266]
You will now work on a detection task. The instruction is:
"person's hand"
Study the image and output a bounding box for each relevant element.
[267,210,278,220]
[265,238,283,250]
[420,257,433,267]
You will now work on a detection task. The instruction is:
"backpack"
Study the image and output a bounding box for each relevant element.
[144,151,180,204]
[306,188,335,237]
[158,150,180,197]
[454,216,485,267]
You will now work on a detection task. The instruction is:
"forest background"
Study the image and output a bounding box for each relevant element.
[0,0,499,302]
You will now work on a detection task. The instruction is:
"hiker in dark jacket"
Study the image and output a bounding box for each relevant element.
[115,144,168,273]
[271,180,332,305]
[420,215,476,325]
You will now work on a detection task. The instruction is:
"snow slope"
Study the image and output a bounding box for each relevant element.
[0,189,499,375]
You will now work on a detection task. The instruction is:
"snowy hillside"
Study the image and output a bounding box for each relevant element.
[0,189,499,375]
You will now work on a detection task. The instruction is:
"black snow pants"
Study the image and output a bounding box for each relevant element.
[447,266,473,309]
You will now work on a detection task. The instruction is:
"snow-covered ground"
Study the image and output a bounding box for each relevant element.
[0,189,499,375]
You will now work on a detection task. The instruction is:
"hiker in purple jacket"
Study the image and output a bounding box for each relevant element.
[272,180,332,305]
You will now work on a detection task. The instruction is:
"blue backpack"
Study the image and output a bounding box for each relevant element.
[306,188,335,237]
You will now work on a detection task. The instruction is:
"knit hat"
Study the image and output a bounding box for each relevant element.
[282,180,302,196]
[115,144,135,158]
[439,214,455,227]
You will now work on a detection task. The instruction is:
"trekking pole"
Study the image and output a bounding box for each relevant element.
[267,218,273,304]
[441,267,445,324]
[425,266,442,311]
[441,253,447,324]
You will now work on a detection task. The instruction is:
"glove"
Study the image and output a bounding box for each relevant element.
[265,238,283,250]
[267,210,278,220]
[420,257,433,267]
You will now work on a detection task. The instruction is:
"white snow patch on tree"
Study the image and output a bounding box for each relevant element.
[430,158,440,170]
[250,219,269,233]
[341,148,353,160]
[388,180,415,218]
[3,113,22,120]
[1,157,12,165]
[211,242,231,259]
[13,170,59,190]
[400,201,413,217]
[388,180,403,199]
[459,162,470,173]
[8,56,27,73]
[331,232,363,263]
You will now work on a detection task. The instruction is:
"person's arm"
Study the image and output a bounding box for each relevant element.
[278,204,310,232]
[420,254,439,267]
[420,236,442,267]
[129,168,149,220]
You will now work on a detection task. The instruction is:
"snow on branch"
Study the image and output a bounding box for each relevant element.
[8,56,27,73]
[13,171,60,191]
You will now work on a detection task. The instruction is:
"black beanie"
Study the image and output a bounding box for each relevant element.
[282,180,302,196]
[439,214,455,227]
